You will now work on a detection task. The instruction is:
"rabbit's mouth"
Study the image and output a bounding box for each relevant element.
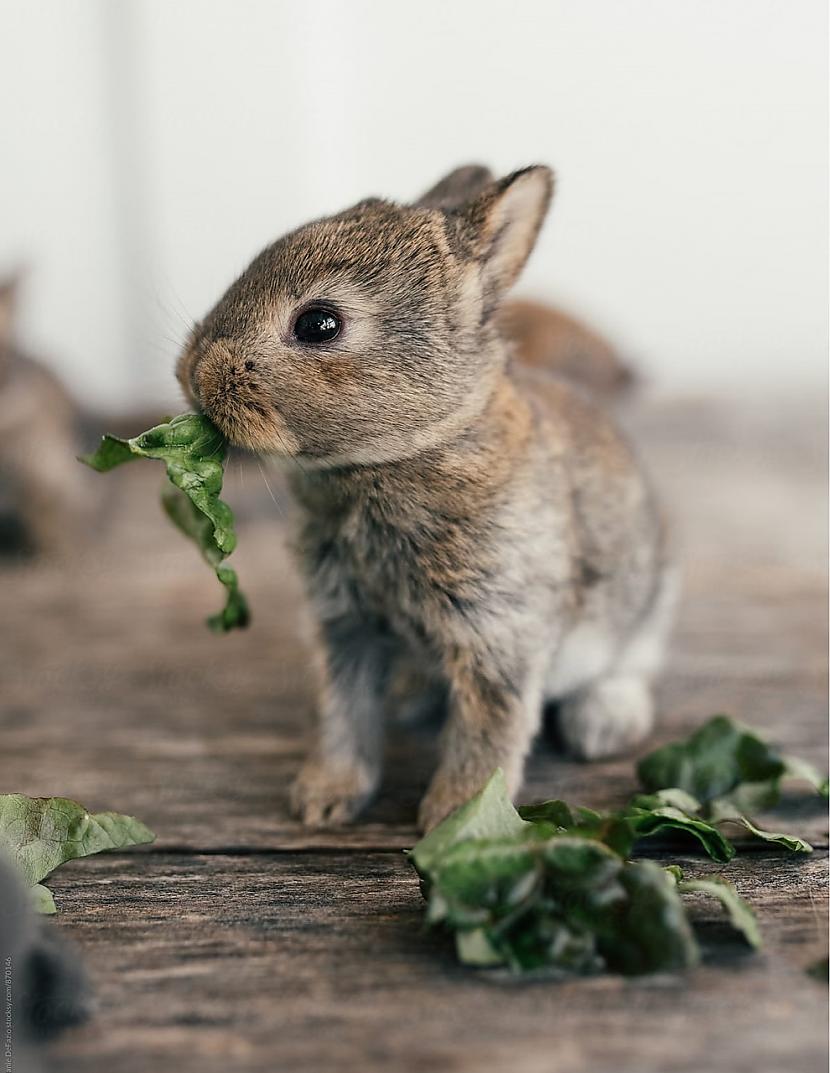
[181,338,301,456]
[207,399,301,457]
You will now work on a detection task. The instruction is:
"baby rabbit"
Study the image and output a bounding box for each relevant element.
[177,163,674,831]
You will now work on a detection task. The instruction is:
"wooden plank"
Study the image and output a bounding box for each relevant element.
[3,558,825,849]
[2,398,827,850]
[49,849,828,1073]
[1,396,825,1073]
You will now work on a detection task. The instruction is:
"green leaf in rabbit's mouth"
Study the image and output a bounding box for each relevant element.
[80,412,249,632]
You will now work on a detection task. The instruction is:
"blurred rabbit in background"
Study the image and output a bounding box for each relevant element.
[0,273,91,558]
[500,299,634,402]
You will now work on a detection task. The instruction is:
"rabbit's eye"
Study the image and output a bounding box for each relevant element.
[293,307,342,344]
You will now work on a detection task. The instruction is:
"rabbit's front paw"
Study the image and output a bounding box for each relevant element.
[289,758,378,826]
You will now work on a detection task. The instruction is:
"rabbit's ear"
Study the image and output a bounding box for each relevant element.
[461,166,553,301]
[415,164,494,210]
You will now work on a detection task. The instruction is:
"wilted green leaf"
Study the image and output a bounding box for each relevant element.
[438,837,699,975]
[30,883,56,915]
[412,775,701,975]
[708,804,813,854]
[0,795,155,895]
[519,789,736,863]
[609,861,700,974]
[637,715,787,803]
[678,875,761,948]
[80,413,249,632]
[735,817,812,854]
[517,798,577,828]
[624,790,736,863]
[428,838,541,929]
[410,769,528,878]
[782,756,829,800]
[162,487,249,632]
[637,715,827,809]
[518,798,636,857]
[455,927,502,966]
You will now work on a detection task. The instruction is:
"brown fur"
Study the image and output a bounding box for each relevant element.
[177,165,674,830]
[501,299,635,400]
[412,163,635,399]
[0,275,89,557]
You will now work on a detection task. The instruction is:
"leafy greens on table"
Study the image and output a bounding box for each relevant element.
[635,714,826,854]
[410,716,826,975]
[411,771,749,974]
[637,713,828,810]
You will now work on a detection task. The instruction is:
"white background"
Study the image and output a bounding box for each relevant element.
[1,0,827,410]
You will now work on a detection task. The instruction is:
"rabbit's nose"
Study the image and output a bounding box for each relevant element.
[191,341,245,420]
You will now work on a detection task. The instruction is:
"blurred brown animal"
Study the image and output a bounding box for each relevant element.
[0,274,89,557]
[500,299,634,400]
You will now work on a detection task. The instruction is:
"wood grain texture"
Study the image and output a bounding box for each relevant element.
[47,851,828,1073]
[1,396,826,1072]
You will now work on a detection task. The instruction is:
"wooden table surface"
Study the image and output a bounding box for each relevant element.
[3,394,827,1073]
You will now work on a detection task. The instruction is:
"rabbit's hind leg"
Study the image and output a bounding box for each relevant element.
[556,567,679,761]
[557,673,654,761]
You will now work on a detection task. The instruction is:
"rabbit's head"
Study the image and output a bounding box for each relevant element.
[177,164,553,464]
